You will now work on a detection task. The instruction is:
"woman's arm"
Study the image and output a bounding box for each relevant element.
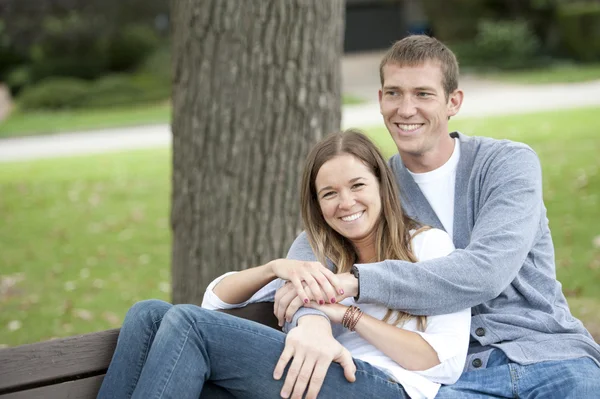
[315,303,470,378]
[212,262,277,304]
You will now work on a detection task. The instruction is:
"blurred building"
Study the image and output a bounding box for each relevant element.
[345,0,428,52]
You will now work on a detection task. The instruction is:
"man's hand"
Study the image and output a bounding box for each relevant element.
[270,259,343,306]
[273,316,356,399]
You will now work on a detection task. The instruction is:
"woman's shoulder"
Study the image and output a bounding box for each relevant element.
[409,228,455,262]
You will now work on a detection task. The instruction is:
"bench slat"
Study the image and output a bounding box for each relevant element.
[0,329,119,394]
[1,375,104,399]
[0,303,279,396]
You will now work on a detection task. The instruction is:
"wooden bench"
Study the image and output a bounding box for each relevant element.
[0,303,278,398]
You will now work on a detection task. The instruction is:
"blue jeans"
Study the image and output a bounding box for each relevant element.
[97,300,409,399]
[436,348,600,398]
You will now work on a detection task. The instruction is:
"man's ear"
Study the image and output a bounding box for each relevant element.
[447,89,464,118]
[378,89,383,104]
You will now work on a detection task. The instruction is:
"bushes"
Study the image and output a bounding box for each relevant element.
[452,20,542,70]
[18,74,169,110]
[556,2,600,62]
[18,78,89,110]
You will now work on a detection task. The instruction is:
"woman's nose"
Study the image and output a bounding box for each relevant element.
[338,193,356,209]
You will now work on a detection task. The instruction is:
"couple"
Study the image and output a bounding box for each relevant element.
[98,36,600,398]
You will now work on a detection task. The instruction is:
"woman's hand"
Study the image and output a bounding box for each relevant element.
[269,259,343,306]
[274,273,359,326]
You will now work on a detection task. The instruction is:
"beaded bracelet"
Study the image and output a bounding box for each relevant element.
[342,305,363,332]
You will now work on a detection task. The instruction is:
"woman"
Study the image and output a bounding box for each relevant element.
[98,130,470,399]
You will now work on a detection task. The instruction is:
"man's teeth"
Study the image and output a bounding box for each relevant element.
[397,124,421,131]
[341,212,362,222]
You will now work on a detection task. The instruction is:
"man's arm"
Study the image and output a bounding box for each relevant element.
[358,147,543,315]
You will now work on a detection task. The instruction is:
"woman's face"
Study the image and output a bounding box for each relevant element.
[315,154,382,244]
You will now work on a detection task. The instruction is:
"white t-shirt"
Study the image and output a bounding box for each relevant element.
[202,229,471,399]
[408,138,460,239]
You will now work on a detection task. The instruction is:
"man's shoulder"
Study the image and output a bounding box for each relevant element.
[458,132,539,167]
[459,132,534,153]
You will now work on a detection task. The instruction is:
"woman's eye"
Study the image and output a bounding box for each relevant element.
[322,192,334,199]
[352,183,365,189]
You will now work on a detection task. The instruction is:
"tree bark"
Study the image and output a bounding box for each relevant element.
[171,0,344,304]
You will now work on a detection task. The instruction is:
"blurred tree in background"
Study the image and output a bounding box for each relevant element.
[0,0,169,108]
[422,0,600,70]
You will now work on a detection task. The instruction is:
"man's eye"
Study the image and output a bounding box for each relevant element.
[386,91,397,96]
[417,92,431,97]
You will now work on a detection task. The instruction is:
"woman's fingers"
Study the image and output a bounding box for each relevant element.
[280,350,305,398]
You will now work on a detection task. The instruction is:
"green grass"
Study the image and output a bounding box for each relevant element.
[482,63,600,85]
[0,103,172,139]
[1,106,599,346]
[0,95,364,139]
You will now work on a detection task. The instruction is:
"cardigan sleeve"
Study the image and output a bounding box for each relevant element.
[357,146,544,315]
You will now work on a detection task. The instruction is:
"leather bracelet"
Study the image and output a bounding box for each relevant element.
[342,305,363,331]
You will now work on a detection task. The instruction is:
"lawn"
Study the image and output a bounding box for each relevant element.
[1,106,599,347]
[482,62,600,85]
[0,96,365,139]
[0,103,172,139]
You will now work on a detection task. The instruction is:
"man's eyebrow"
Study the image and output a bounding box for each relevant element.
[414,86,437,92]
[317,177,365,195]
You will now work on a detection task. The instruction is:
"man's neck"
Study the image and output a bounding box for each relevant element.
[402,136,455,173]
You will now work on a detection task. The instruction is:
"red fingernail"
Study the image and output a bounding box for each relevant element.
[319,300,324,305]
[304,298,309,304]
[339,289,345,295]
[331,297,336,303]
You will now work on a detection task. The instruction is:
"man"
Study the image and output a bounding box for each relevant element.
[274,35,600,398]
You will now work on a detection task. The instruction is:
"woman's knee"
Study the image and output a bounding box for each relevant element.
[124,299,173,327]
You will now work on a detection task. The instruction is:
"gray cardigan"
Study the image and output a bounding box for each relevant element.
[286,132,600,370]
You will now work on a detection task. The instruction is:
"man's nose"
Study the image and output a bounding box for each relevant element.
[396,96,417,118]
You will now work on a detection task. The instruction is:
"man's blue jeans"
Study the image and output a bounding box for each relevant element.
[97,300,409,399]
[436,348,600,398]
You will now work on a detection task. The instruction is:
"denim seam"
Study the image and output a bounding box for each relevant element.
[508,363,520,398]
[128,319,162,398]
[355,369,402,389]
[156,324,193,399]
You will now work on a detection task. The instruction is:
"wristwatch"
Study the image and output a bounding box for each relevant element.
[350,265,360,301]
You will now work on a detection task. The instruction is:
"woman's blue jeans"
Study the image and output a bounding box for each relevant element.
[97,300,409,399]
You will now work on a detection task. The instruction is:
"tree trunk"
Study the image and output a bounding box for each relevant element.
[170,0,344,304]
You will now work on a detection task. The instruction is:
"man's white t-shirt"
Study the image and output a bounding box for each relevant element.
[408,138,460,239]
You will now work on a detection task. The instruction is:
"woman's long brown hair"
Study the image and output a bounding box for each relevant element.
[300,129,427,330]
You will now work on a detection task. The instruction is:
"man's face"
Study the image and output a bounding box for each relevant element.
[378,61,462,170]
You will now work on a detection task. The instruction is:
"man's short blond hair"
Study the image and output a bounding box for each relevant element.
[379,35,459,99]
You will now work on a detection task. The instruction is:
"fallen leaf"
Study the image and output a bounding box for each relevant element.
[73,309,93,321]
[8,320,22,331]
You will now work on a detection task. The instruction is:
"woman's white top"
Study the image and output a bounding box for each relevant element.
[202,228,471,399]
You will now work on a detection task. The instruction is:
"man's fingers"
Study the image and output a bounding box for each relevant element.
[304,358,329,399]
[273,346,294,380]
[276,287,299,327]
[280,352,305,399]
[284,296,306,324]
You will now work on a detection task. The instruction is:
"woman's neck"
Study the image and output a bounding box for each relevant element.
[353,236,377,264]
